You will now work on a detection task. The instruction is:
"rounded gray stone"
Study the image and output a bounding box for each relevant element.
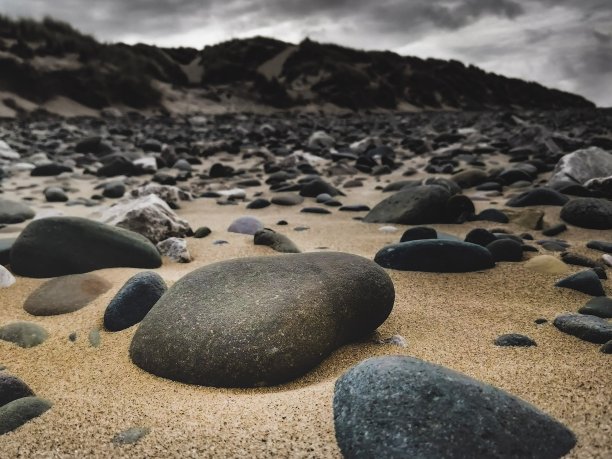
[130,252,395,387]
[0,397,52,435]
[333,356,576,459]
[0,322,48,348]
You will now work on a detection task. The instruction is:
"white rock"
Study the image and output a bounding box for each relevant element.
[379,225,398,233]
[157,237,192,263]
[129,183,192,207]
[0,265,16,288]
[549,147,612,189]
[350,136,382,154]
[94,194,192,243]
[307,131,335,149]
[0,140,20,160]
[133,157,158,172]
[603,254,612,268]
[217,188,246,200]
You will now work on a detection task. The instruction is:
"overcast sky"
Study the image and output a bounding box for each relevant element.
[3,0,611,106]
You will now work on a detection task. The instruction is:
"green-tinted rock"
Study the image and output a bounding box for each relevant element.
[0,322,48,348]
[0,397,52,435]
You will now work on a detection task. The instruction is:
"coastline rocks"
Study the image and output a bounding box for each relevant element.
[0,199,35,224]
[364,185,452,224]
[579,297,612,318]
[549,147,612,190]
[10,217,161,278]
[253,229,300,253]
[24,273,112,316]
[0,397,52,435]
[104,272,167,332]
[560,198,612,230]
[555,270,605,297]
[333,356,576,459]
[0,322,48,348]
[96,195,192,243]
[375,240,495,273]
[130,252,395,387]
[554,314,612,344]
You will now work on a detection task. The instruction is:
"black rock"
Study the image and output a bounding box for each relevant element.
[542,223,567,237]
[98,157,135,177]
[193,226,212,238]
[301,207,331,214]
[339,204,370,212]
[0,238,14,266]
[0,397,52,435]
[299,178,342,198]
[246,198,271,209]
[102,182,126,199]
[494,334,536,347]
[364,185,451,225]
[44,187,68,203]
[30,163,72,176]
[445,194,475,223]
[560,252,601,269]
[601,340,612,354]
[10,217,162,278]
[487,239,523,262]
[75,136,111,155]
[465,228,497,247]
[130,252,394,387]
[104,272,167,332]
[472,208,509,223]
[400,227,437,242]
[555,270,605,297]
[587,240,612,253]
[271,194,304,206]
[553,314,612,344]
[579,297,612,318]
[333,356,576,459]
[375,240,495,273]
[560,198,612,230]
[506,188,569,207]
[0,374,34,407]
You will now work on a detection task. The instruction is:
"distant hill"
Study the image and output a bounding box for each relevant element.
[0,16,596,115]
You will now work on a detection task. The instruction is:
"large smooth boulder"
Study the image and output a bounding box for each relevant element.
[95,194,192,243]
[10,217,161,278]
[333,356,576,459]
[364,185,451,224]
[560,198,612,230]
[549,147,612,190]
[130,252,395,387]
[24,273,112,316]
[0,199,35,224]
[375,240,495,272]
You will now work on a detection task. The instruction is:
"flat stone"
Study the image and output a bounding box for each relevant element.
[506,188,569,207]
[555,270,605,297]
[130,252,394,387]
[24,273,112,316]
[333,356,576,459]
[579,297,612,319]
[375,240,495,273]
[494,334,537,347]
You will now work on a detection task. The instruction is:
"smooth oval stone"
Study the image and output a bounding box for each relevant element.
[10,217,162,278]
[560,198,612,230]
[487,239,524,262]
[587,240,612,253]
[246,198,271,209]
[227,216,264,235]
[193,226,212,238]
[130,252,395,387]
[24,273,112,316]
[253,229,300,254]
[271,194,304,206]
[554,314,612,344]
[579,297,612,318]
[374,240,495,273]
[400,227,437,242]
[0,322,48,348]
[0,374,34,407]
[333,356,576,459]
[506,188,569,207]
[0,397,52,435]
[0,198,35,224]
[555,270,605,297]
[364,185,451,224]
[104,272,167,332]
[112,426,151,445]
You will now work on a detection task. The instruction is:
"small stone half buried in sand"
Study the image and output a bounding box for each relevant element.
[112,427,151,445]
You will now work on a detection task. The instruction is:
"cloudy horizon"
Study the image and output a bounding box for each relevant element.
[3,0,611,106]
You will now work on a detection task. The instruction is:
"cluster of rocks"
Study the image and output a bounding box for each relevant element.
[0,371,51,435]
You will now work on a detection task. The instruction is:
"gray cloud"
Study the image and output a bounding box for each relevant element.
[2,0,611,105]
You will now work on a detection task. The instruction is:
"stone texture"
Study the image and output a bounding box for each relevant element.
[130,252,394,387]
[0,322,48,348]
[0,397,52,435]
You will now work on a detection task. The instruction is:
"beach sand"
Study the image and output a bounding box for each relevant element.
[0,161,610,458]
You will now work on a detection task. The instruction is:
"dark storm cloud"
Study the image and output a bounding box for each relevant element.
[2,0,612,105]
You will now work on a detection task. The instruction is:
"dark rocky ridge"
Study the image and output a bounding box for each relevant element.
[0,16,595,113]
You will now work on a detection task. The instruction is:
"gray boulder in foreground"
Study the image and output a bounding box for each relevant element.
[130,252,394,387]
[334,356,576,459]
